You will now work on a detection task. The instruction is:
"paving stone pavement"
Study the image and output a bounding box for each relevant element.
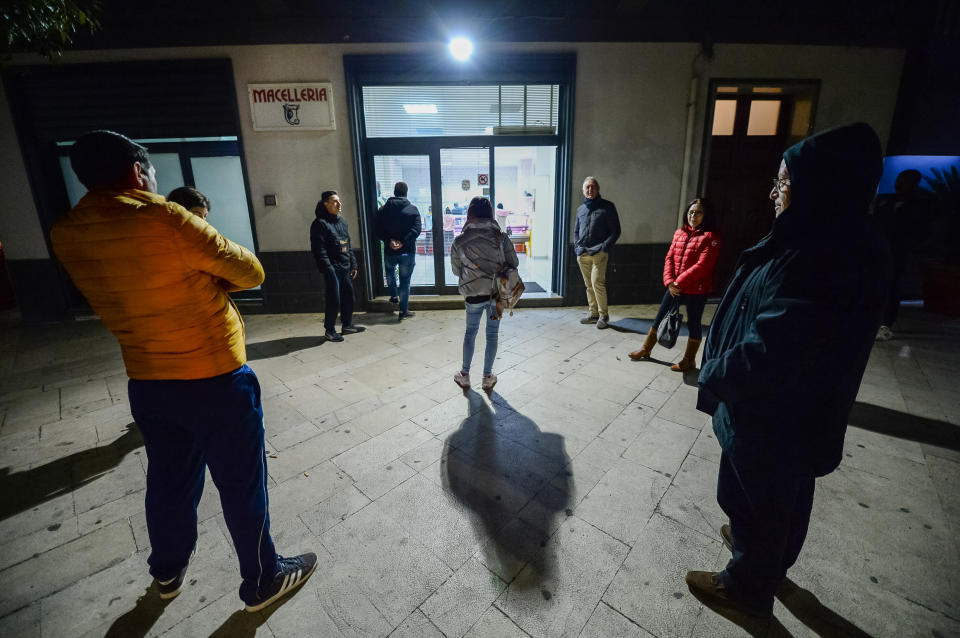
[0,304,958,637]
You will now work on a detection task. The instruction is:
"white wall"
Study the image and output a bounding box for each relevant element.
[0,41,904,263]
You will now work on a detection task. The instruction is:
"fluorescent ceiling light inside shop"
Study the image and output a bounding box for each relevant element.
[403,104,438,114]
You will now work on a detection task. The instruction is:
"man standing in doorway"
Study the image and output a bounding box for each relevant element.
[50,130,316,613]
[312,190,365,341]
[687,123,889,630]
[376,181,421,321]
[574,176,621,328]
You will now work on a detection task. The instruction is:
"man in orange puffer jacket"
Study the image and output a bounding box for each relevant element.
[50,131,316,612]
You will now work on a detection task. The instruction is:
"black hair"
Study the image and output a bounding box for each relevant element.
[394,182,408,197]
[467,196,493,220]
[167,186,210,212]
[321,190,338,203]
[70,130,152,190]
[496,203,504,209]
[684,197,717,232]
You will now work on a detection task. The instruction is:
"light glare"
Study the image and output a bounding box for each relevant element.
[449,37,473,61]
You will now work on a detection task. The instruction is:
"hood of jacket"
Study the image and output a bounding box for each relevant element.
[314,201,340,222]
[460,218,501,236]
[774,122,882,245]
[380,196,412,214]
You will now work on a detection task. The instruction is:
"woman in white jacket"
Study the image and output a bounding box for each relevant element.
[450,197,519,393]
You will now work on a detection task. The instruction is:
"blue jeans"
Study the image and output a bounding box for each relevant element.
[385,253,416,313]
[462,300,500,376]
[128,365,278,605]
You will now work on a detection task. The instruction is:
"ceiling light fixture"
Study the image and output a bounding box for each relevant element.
[403,104,438,114]
[449,36,473,61]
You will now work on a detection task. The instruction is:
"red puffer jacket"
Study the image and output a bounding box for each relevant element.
[663,226,722,295]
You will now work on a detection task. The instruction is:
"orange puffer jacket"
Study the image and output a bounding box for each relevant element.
[51,189,264,380]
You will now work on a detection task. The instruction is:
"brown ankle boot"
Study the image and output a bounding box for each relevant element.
[671,338,702,371]
[629,328,658,360]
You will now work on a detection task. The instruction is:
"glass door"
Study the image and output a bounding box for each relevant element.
[440,148,490,288]
[367,145,558,295]
[493,146,556,294]
[371,155,435,293]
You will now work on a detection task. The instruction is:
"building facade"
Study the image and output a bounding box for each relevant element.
[0,41,904,320]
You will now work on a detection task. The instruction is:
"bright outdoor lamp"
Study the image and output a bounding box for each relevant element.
[449,37,473,61]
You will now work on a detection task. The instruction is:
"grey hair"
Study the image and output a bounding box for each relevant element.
[583,176,599,188]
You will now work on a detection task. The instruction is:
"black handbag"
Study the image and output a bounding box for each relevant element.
[657,298,683,349]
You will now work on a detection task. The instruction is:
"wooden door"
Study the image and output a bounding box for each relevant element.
[706,95,794,293]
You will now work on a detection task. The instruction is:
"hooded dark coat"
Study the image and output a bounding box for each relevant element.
[697,123,890,477]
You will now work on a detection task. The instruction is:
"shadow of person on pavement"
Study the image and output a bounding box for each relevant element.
[441,390,572,589]
[0,423,143,521]
[104,583,172,638]
[848,402,960,452]
[776,578,874,637]
[245,336,327,360]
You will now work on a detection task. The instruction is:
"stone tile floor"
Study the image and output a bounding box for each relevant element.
[0,304,957,637]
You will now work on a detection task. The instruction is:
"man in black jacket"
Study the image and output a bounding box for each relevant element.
[375,181,422,321]
[574,176,621,329]
[311,190,365,342]
[686,123,890,629]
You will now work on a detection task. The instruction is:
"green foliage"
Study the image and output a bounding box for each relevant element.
[1,0,102,60]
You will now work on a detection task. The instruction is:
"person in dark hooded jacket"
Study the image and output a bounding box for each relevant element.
[375,181,422,320]
[685,123,890,627]
[311,190,364,342]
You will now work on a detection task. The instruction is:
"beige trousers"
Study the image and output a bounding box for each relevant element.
[577,251,609,316]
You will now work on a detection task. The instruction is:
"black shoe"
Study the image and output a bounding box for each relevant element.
[325,330,344,342]
[398,311,416,321]
[341,325,366,334]
[389,296,399,306]
[244,553,318,613]
[154,546,196,600]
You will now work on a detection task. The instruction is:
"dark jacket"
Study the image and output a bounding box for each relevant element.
[310,205,358,273]
[375,196,422,255]
[697,123,890,477]
[574,196,621,256]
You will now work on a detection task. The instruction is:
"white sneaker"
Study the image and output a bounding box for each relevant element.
[454,371,471,388]
[482,374,497,393]
[876,325,893,341]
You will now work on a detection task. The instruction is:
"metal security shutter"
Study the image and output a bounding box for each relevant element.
[6,58,238,144]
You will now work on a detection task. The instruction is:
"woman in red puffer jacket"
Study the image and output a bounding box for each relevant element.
[629,198,722,370]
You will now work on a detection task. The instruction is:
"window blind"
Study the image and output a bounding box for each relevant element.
[362,84,559,138]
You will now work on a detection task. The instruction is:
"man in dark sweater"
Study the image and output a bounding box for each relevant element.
[574,176,621,328]
[375,181,422,321]
[311,190,365,342]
